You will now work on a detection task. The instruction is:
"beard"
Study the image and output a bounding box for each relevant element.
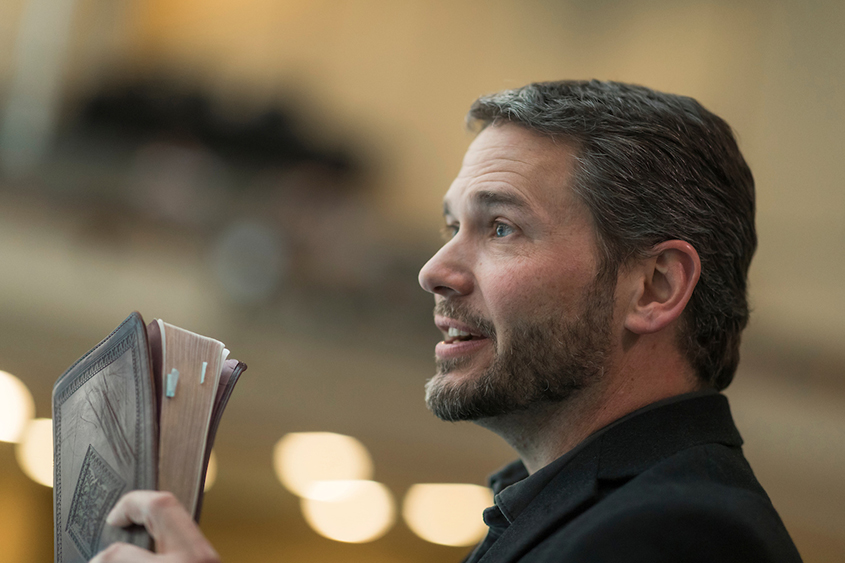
[425,277,616,422]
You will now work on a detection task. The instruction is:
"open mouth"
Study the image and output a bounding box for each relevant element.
[435,315,488,344]
[434,315,490,360]
[444,327,484,344]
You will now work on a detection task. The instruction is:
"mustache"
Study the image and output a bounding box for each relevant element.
[434,300,497,341]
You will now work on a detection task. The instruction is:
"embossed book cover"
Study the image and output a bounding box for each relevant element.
[52,312,246,563]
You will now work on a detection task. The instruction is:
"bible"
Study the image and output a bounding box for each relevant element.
[52,312,246,563]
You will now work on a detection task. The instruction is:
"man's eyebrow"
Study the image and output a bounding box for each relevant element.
[442,190,531,218]
[473,190,530,211]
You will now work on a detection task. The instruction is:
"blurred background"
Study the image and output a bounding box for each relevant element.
[0,0,843,561]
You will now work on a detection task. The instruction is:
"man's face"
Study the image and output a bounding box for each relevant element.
[418,124,617,422]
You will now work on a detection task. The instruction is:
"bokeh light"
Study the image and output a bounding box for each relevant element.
[273,432,373,498]
[0,370,35,443]
[403,484,493,546]
[301,480,395,543]
[15,418,54,487]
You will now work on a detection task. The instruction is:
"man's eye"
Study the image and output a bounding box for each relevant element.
[494,223,514,237]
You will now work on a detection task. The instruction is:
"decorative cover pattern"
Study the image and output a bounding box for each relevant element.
[53,313,157,563]
[66,445,126,560]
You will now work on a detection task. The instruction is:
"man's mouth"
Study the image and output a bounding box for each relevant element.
[435,315,489,347]
[445,326,483,344]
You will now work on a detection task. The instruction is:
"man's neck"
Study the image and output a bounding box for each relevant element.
[477,345,703,474]
[474,386,616,474]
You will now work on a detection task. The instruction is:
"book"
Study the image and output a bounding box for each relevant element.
[52,312,246,563]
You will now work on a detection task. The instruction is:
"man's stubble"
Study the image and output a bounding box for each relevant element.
[425,276,616,422]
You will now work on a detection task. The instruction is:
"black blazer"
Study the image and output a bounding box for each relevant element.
[474,394,803,562]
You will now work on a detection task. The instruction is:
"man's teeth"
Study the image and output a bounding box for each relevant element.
[448,327,472,338]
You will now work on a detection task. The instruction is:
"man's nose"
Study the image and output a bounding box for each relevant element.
[418,241,473,298]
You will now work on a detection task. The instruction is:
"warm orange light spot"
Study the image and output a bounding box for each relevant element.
[403,483,492,546]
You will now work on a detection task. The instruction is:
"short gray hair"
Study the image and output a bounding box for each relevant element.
[468,80,756,390]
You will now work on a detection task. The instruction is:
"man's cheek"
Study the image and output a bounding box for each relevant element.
[491,276,546,319]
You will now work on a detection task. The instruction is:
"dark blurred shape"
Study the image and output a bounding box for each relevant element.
[0,72,429,324]
[75,76,355,174]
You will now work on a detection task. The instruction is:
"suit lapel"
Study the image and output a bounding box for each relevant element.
[475,393,742,563]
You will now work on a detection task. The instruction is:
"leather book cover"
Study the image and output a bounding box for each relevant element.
[52,312,157,563]
[52,312,245,562]
[195,358,246,520]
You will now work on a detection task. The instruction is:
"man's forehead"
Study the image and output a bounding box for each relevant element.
[442,124,580,218]
[460,124,557,169]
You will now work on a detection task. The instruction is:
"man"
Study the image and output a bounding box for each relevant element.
[92,80,802,562]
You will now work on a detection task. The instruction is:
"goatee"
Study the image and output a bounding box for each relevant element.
[425,279,615,422]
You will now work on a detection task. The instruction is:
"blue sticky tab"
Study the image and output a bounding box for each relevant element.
[165,368,180,398]
[200,361,208,384]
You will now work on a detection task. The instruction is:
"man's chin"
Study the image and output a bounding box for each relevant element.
[425,354,591,423]
[424,366,513,422]
[424,374,480,422]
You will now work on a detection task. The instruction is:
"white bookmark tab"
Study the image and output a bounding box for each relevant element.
[200,361,208,384]
[165,368,180,398]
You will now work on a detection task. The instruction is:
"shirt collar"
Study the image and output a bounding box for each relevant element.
[486,388,718,525]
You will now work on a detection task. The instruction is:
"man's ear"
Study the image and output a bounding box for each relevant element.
[623,240,701,335]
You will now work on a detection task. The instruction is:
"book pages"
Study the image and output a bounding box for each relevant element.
[156,321,225,515]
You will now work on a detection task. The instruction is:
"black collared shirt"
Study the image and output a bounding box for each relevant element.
[463,389,717,563]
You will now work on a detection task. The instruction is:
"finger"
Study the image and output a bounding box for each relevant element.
[90,541,158,563]
[107,491,209,553]
[107,490,177,528]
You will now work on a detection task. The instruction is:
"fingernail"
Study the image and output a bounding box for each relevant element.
[105,509,118,526]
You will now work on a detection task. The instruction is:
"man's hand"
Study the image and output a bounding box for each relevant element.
[90,491,220,563]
